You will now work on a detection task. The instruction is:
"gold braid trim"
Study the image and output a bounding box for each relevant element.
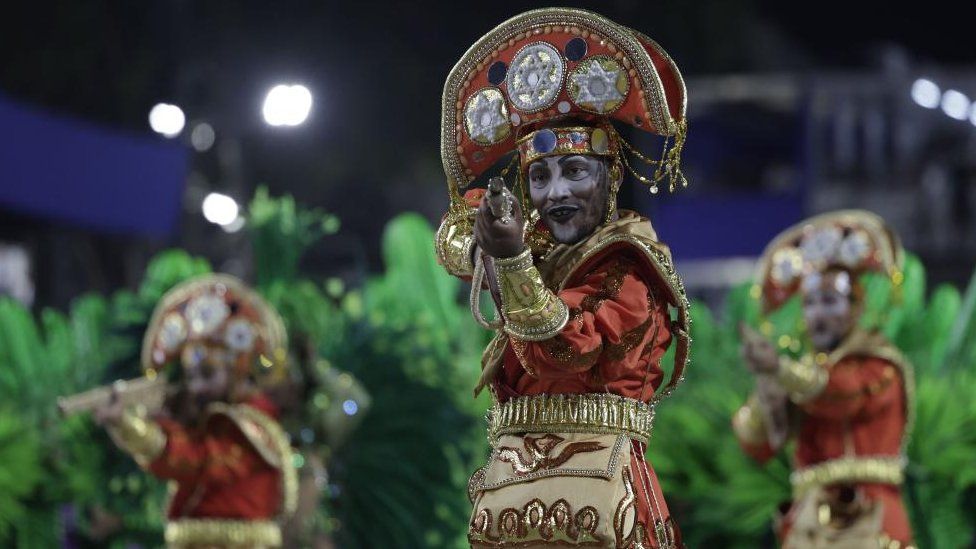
[791,456,906,498]
[487,393,656,445]
[579,259,630,314]
[494,248,570,341]
[207,403,298,519]
[831,329,915,454]
[107,405,166,468]
[164,518,281,547]
[777,355,828,404]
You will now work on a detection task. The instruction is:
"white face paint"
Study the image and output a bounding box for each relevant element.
[528,155,611,245]
[801,271,855,352]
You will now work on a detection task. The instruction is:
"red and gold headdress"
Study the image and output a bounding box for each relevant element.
[441,8,689,215]
[754,210,904,313]
[141,274,288,385]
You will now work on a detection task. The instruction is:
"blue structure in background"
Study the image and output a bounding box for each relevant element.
[632,102,809,261]
[0,94,188,237]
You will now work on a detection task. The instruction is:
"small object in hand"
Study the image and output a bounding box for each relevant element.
[486,177,514,225]
[739,323,778,374]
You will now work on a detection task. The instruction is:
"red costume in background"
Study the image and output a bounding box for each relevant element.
[734,211,914,548]
[149,394,287,522]
[109,274,297,548]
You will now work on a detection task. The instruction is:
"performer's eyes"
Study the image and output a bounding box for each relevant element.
[564,163,589,179]
[529,170,548,184]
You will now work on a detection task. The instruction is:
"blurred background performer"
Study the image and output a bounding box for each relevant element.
[734,211,914,548]
[435,8,691,547]
[93,274,297,548]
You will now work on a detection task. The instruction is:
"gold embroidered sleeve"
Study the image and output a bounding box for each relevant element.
[434,211,477,277]
[777,355,828,404]
[494,248,570,341]
[107,405,166,468]
[732,394,769,446]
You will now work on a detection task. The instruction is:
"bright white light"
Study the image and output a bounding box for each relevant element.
[190,123,216,152]
[971,104,976,127]
[910,79,940,109]
[148,103,186,137]
[262,84,313,126]
[941,89,970,121]
[201,192,239,226]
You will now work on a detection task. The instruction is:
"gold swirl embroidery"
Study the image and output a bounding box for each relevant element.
[469,498,606,546]
[605,316,654,362]
[497,434,607,476]
[540,310,602,369]
[580,259,632,314]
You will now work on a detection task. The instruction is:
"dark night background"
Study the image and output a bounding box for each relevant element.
[1,0,973,309]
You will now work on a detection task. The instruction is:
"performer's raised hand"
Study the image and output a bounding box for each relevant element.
[474,185,526,259]
[739,323,779,375]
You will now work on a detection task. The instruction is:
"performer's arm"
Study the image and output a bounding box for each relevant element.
[499,252,669,380]
[794,356,902,421]
[434,189,484,279]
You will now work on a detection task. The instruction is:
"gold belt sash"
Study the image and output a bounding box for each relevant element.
[165,519,281,547]
[487,393,656,444]
[791,456,906,498]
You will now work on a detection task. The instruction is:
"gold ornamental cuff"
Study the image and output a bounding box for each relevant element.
[732,395,768,446]
[494,249,570,341]
[487,393,656,444]
[435,213,476,277]
[107,406,166,468]
[777,355,828,404]
[165,519,281,547]
[791,456,906,498]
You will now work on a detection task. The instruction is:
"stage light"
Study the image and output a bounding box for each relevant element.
[941,89,970,121]
[201,192,239,226]
[262,84,313,126]
[190,122,216,152]
[148,103,186,137]
[910,79,940,109]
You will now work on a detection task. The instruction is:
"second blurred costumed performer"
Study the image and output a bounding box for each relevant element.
[436,8,691,547]
[95,275,297,548]
[735,211,914,548]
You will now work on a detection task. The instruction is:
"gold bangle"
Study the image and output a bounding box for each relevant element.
[732,395,768,446]
[107,405,166,468]
[777,355,828,404]
[494,249,569,341]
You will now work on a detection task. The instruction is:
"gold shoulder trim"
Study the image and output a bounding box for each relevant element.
[829,329,915,452]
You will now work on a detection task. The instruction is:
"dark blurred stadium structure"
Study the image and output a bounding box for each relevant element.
[1,0,973,309]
